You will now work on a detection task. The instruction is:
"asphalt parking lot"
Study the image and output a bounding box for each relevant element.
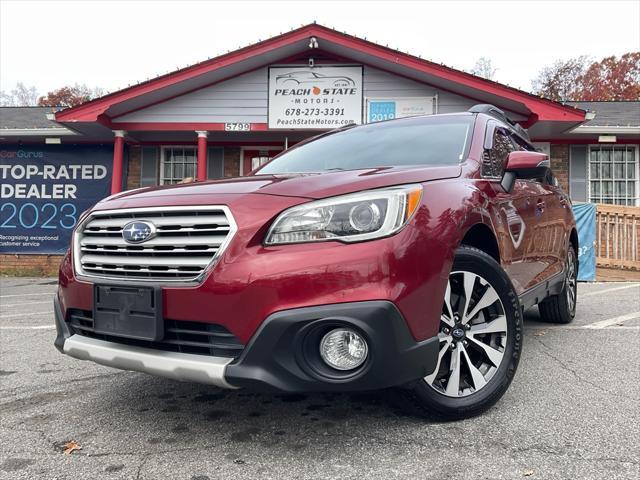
[1,278,639,480]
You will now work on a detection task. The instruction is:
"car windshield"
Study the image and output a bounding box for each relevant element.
[257,115,474,174]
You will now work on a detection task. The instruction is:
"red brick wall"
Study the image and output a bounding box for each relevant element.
[224,147,240,177]
[127,146,142,190]
[550,144,569,193]
[1,254,62,276]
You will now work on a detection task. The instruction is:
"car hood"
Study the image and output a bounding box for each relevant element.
[101,165,462,205]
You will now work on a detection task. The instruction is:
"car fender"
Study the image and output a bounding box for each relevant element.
[421,179,500,260]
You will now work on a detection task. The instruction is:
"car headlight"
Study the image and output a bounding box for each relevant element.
[264,184,422,245]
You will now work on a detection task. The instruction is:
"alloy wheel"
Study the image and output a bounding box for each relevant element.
[425,271,508,397]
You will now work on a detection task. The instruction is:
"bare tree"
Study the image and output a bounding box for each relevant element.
[531,56,590,101]
[471,57,497,80]
[0,82,40,106]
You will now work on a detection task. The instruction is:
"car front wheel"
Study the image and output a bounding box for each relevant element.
[400,246,523,420]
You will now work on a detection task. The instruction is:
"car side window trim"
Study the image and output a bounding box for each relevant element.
[482,121,514,180]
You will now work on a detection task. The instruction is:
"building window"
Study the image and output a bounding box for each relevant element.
[251,156,272,171]
[160,147,197,184]
[589,145,639,206]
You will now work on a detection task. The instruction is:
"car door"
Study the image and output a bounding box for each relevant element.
[525,170,567,282]
[482,125,537,294]
[509,135,565,289]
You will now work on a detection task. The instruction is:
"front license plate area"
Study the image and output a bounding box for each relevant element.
[93,285,162,341]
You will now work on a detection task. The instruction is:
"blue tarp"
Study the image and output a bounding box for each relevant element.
[572,203,597,281]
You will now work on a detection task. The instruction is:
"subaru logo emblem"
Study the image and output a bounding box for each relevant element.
[452,328,465,339]
[122,221,156,243]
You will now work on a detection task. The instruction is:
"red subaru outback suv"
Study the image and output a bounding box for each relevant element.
[55,105,578,419]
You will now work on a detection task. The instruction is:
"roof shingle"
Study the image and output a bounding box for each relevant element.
[0,107,62,129]
[566,101,640,127]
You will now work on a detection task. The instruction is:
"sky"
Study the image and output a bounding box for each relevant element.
[1,0,639,97]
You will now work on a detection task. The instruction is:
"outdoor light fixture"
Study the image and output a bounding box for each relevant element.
[45,137,61,144]
[598,135,616,143]
[308,36,319,49]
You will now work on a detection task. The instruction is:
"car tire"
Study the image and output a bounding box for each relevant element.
[397,245,523,420]
[538,246,578,324]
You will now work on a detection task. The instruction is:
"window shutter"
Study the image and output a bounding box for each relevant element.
[570,145,587,202]
[207,147,224,179]
[141,147,159,186]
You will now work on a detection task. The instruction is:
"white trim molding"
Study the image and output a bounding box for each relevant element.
[571,125,640,135]
[0,127,77,137]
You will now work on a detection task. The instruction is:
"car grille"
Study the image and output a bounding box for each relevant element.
[75,206,236,281]
[67,309,244,358]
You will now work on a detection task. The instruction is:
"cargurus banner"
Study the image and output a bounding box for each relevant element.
[0,145,113,254]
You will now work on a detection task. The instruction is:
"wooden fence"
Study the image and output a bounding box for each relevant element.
[596,204,640,271]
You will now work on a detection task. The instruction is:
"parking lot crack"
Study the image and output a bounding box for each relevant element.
[135,453,151,480]
[533,336,623,397]
[510,442,640,466]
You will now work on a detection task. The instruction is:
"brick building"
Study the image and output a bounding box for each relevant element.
[1,24,639,274]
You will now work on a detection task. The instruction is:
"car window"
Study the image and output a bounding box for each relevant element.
[256,116,475,174]
[482,128,514,178]
[507,133,553,185]
[534,167,558,187]
[510,134,534,152]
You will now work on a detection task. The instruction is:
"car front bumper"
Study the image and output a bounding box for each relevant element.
[55,296,439,392]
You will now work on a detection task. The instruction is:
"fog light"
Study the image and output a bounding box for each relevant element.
[319,328,368,371]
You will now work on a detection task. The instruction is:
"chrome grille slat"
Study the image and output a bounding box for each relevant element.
[81,254,211,267]
[83,226,230,234]
[83,266,202,275]
[75,206,236,282]
[80,235,226,247]
[80,247,219,254]
[85,215,229,229]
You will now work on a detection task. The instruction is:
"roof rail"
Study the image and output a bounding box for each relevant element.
[468,104,530,141]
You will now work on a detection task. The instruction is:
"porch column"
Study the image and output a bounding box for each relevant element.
[111,130,126,194]
[196,131,208,181]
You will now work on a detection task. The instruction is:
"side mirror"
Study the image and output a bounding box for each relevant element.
[501,151,550,192]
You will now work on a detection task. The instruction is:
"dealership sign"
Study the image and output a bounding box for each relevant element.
[0,145,113,254]
[268,65,363,129]
[367,97,435,123]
